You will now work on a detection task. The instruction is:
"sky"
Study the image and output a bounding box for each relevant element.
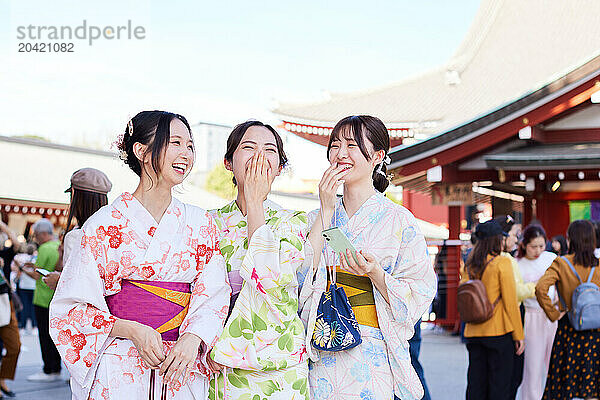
[1,1,482,183]
[0,0,481,143]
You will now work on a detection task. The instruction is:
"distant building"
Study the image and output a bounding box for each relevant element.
[191,122,231,172]
[0,135,225,238]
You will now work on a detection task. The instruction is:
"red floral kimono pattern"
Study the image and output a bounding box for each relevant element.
[49,193,230,399]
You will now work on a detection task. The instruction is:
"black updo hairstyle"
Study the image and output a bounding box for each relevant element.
[117,111,193,180]
[327,115,391,193]
[224,120,288,185]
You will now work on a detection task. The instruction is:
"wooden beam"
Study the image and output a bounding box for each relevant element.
[533,128,600,144]
[544,191,600,201]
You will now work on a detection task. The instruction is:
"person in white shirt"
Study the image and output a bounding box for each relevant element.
[11,244,37,332]
[516,224,557,400]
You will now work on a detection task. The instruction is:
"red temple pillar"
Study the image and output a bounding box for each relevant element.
[446,205,461,331]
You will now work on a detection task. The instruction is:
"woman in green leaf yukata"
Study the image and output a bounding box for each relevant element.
[208,121,312,400]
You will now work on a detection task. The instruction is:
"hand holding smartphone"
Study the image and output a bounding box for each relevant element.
[322,227,360,264]
[36,268,51,277]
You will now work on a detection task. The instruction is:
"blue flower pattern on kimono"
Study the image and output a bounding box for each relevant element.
[368,210,385,224]
[362,341,387,367]
[360,388,376,400]
[319,354,337,367]
[314,378,333,400]
[350,362,371,382]
[402,226,417,243]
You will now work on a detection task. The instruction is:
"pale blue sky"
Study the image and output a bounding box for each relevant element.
[0,0,480,146]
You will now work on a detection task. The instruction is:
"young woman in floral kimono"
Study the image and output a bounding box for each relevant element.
[208,121,312,400]
[301,115,437,400]
[49,111,230,399]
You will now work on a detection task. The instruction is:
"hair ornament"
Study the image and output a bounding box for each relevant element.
[376,153,391,176]
[127,118,134,137]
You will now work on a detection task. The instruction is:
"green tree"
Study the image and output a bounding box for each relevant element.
[205,163,237,200]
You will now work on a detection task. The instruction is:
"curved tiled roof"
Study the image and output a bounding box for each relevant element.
[274,0,600,135]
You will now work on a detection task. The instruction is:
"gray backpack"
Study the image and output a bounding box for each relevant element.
[558,256,600,331]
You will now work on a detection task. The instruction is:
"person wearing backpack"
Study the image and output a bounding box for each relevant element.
[536,219,600,400]
[461,219,524,400]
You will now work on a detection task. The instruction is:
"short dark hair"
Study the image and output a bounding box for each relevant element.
[327,115,390,193]
[224,120,288,185]
[65,189,108,232]
[567,219,599,268]
[517,224,547,259]
[493,215,515,233]
[551,235,568,256]
[117,110,193,181]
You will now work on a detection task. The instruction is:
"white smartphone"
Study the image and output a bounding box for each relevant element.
[322,227,360,264]
[36,268,50,277]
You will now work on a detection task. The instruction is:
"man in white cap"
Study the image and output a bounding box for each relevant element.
[24,219,62,382]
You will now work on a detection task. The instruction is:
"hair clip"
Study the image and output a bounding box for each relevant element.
[376,154,391,176]
[127,119,134,137]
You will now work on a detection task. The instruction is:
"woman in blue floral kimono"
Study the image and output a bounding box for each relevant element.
[301,115,437,400]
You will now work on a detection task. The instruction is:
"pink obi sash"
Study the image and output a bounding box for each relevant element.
[227,270,243,319]
[105,280,191,341]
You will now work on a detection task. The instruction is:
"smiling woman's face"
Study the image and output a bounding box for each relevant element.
[328,128,378,186]
[156,118,195,187]
[228,126,281,187]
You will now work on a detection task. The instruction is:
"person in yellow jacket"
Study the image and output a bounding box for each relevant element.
[462,219,524,400]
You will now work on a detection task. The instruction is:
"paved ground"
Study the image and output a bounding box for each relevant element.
[7,324,468,399]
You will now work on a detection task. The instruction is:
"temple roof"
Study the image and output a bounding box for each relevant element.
[484,143,600,170]
[273,0,600,138]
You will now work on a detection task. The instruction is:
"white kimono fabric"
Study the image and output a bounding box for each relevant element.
[300,193,436,400]
[49,192,231,399]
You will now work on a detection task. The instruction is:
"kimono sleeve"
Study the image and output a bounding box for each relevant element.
[376,209,436,341]
[238,211,309,309]
[179,234,231,349]
[49,225,116,389]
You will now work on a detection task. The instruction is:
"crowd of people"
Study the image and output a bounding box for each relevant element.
[461,215,600,400]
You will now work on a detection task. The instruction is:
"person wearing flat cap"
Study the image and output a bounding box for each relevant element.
[45,168,113,290]
[461,219,525,400]
[26,168,112,383]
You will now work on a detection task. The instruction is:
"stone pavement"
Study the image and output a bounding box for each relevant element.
[7,324,468,399]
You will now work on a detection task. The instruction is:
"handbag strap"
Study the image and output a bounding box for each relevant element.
[466,255,497,280]
[466,255,501,305]
[561,256,582,283]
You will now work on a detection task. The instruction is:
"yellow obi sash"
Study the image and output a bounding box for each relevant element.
[327,266,379,328]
